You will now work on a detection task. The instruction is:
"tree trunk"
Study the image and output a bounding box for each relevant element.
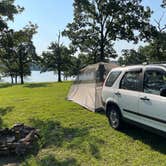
[64,76,67,81]
[58,69,62,82]
[20,74,24,84]
[11,76,13,85]
[57,32,62,82]
[100,43,104,62]
[156,41,162,61]
[15,76,17,84]
[100,25,105,62]
[19,53,24,84]
[93,53,97,63]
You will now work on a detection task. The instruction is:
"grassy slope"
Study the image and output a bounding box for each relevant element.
[0,82,166,166]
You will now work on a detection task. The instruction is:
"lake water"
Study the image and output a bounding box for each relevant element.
[2,71,74,83]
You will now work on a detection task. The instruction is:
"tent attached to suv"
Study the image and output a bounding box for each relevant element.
[67,62,118,112]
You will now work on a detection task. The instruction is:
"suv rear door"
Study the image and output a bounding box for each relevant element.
[102,70,121,104]
[117,68,143,122]
[139,67,166,132]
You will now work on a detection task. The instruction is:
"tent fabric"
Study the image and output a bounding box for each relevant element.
[67,62,118,112]
[68,83,96,111]
[80,62,117,73]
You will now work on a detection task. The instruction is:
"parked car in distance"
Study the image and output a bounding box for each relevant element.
[102,64,166,135]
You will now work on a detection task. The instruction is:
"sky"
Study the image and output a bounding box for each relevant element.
[8,0,166,57]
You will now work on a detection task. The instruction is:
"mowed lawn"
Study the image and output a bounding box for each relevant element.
[0,82,166,166]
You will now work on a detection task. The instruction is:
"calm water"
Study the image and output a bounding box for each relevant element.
[2,71,74,83]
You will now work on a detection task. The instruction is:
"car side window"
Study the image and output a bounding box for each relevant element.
[120,71,142,91]
[105,71,121,87]
[144,70,166,95]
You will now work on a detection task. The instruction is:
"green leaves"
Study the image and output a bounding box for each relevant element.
[63,0,153,64]
[41,33,73,82]
[118,29,166,65]
[0,0,23,19]
[0,23,38,84]
[162,0,166,7]
[0,0,24,31]
[0,1,38,84]
[118,48,147,65]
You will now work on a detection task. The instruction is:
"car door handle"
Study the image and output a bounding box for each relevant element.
[140,96,150,101]
[114,92,121,96]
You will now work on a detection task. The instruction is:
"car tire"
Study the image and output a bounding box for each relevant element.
[107,105,122,130]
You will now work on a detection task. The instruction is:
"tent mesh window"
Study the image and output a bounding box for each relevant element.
[68,62,118,112]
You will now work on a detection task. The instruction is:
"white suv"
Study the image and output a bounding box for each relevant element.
[102,64,166,135]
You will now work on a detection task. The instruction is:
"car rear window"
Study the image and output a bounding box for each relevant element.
[105,71,121,87]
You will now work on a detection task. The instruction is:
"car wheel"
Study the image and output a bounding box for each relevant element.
[108,106,122,130]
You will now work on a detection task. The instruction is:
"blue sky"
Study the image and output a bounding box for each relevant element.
[9,0,166,56]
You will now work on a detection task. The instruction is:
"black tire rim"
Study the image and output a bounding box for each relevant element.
[109,109,119,128]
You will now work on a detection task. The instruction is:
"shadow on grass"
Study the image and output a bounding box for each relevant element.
[0,106,20,166]
[97,110,166,154]
[121,123,166,154]
[24,83,50,88]
[22,154,78,166]
[0,83,12,89]
[96,109,105,115]
[37,155,78,166]
[0,106,14,116]
[29,119,105,160]
[0,106,14,129]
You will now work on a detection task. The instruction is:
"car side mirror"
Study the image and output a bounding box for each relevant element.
[160,88,166,97]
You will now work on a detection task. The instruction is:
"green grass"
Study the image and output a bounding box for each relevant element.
[0,82,166,166]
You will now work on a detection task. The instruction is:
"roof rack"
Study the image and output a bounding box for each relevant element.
[142,62,148,65]
[120,62,166,67]
[142,61,166,65]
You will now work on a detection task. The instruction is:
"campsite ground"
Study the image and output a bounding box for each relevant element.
[0,82,166,166]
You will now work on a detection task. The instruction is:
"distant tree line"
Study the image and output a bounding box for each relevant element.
[41,0,157,82]
[1,0,166,84]
[118,9,166,65]
[62,0,155,63]
[162,0,166,7]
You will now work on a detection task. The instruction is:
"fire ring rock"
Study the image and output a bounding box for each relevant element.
[0,124,39,155]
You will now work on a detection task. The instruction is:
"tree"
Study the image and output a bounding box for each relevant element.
[15,23,38,84]
[162,0,166,7]
[118,12,166,66]
[118,47,147,65]
[148,14,166,61]
[138,14,166,62]
[16,41,36,84]
[62,55,83,79]
[0,29,18,84]
[0,0,23,31]
[63,0,154,63]
[0,1,37,85]
[41,33,72,82]
[140,34,166,62]
[118,31,166,65]
[0,24,37,84]
[0,23,38,85]
[0,0,23,84]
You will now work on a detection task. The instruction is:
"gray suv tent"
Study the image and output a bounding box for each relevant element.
[67,62,118,112]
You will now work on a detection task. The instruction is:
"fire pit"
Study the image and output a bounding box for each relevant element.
[0,124,39,155]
